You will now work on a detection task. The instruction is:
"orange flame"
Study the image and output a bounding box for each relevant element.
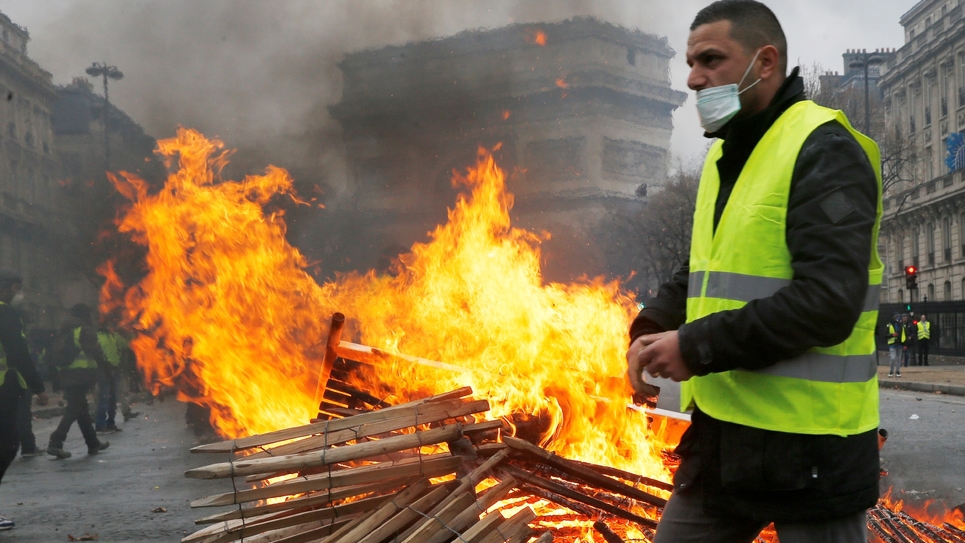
[526,28,547,46]
[102,128,669,480]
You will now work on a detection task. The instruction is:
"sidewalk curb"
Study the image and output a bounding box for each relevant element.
[879,379,965,396]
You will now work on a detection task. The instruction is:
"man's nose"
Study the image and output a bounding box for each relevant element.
[688,67,706,91]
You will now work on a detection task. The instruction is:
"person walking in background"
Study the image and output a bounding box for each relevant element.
[95,323,139,433]
[917,313,931,366]
[887,313,904,378]
[0,269,49,531]
[901,313,915,368]
[46,304,110,459]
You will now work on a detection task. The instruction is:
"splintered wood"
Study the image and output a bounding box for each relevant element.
[183,387,671,543]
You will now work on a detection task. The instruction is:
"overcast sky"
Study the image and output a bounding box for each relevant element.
[0,0,913,178]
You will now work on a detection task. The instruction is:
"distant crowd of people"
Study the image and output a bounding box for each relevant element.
[0,269,142,532]
[885,312,933,378]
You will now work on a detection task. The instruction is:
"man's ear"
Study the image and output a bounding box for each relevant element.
[758,44,781,80]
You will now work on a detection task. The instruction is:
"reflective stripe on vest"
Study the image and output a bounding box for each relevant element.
[0,301,28,389]
[681,100,883,437]
[918,321,931,340]
[71,327,98,370]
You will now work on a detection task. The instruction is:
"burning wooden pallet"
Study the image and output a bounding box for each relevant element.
[183,387,673,543]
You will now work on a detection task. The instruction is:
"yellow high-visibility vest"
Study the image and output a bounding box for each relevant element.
[887,323,905,345]
[681,100,882,437]
[0,301,28,389]
[917,320,931,340]
[70,328,99,370]
[97,331,127,367]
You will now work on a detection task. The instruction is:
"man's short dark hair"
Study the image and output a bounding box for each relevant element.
[691,0,787,74]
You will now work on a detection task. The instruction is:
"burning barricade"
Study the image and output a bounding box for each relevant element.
[100,130,965,543]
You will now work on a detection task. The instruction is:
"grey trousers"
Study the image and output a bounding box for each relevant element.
[653,490,868,543]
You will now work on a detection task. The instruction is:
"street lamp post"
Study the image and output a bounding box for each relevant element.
[848,50,884,134]
[85,62,124,172]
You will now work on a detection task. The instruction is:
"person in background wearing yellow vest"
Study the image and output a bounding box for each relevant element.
[46,304,111,459]
[626,2,882,541]
[887,313,904,378]
[917,313,931,366]
[95,322,139,433]
[0,269,49,531]
[901,313,916,367]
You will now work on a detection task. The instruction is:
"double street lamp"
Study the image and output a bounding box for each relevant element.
[85,62,124,171]
[848,50,885,134]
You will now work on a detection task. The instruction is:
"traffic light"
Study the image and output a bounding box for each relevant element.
[905,265,918,290]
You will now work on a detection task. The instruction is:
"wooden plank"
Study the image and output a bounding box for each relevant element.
[328,480,430,543]
[246,399,489,460]
[354,484,453,543]
[502,436,667,508]
[194,489,396,525]
[399,491,476,543]
[461,512,506,543]
[421,477,518,543]
[422,448,510,521]
[499,465,657,529]
[191,455,461,508]
[194,482,420,524]
[477,507,536,543]
[336,342,471,375]
[186,425,464,480]
[194,388,473,453]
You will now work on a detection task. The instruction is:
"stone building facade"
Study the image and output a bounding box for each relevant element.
[329,17,686,280]
[0,11,85,329]
[878,0,965,305]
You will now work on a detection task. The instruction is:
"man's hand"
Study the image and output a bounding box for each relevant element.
[627,331,695,389]
[639,331,695,383]
[35,392,49,406]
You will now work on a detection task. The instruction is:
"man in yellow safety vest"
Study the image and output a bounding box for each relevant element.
[626,1,881,541]
[917,313,931,366]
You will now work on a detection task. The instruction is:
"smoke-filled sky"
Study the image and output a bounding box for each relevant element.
[0,0,911,187]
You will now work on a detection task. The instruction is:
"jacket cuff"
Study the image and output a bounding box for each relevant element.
[678,319,715,376]
[629,311,667,343]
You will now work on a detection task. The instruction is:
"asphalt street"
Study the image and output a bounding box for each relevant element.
[0,396,234,542]
[0,388,962,541]
[879,388,965,512]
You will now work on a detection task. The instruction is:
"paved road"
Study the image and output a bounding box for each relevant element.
[879,388,965,511]
[1,396,235,542]
[0,388,962,541]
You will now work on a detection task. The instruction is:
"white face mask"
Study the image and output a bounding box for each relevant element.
[695,49,763,133]
[10,292,24,306]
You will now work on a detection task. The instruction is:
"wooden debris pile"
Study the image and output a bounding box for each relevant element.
[868,501,965,543]
[182,387,674,543]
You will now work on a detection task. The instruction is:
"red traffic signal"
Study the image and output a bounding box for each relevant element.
[905,265,919,290]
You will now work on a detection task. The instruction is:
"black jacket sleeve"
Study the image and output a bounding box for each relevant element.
[629,260,690,342]
[0,305,45,395]
[676,121,878,374]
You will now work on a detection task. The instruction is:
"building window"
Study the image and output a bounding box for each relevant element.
[911,115,917,133]
[945,217,952,261]
[928,222,936,265]
[928,283,936,301]
[943,96,949,117]
[898,235,905,269]
[926,105,933,125]
[945,280,953,300]
[914,229,921,267]
[960,213,965,257]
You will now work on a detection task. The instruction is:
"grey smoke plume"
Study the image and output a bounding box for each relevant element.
[12,0,698,195]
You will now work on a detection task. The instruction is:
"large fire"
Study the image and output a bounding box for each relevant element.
[102,128,667,480]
